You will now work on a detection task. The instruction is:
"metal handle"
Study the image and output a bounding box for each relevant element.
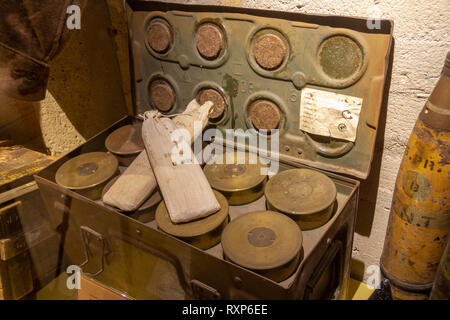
[0,181,38,205]
[0,201,23,238]
[110,230,193,297]
[79,226,109,277]
[303,240,343,300]
[306,136,354,157]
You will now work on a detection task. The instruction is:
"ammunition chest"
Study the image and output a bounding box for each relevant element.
[0,147,60,299]
[35,1,393,299]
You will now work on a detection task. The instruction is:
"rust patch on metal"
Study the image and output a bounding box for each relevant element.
[149,79,175,111]
[319,35,362,79]
[195,23,224,59]
[439,149,450,166]
[197,88,226,119]
[253,34,287,70]
[249,99,281,130]
[402,170,432,201]
[222,74,238,98]
[381,112,450,292]
[147,20,173,53]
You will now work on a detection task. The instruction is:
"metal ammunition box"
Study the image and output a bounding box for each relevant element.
[0,150,61,298]
[25,222,61,286]
[35,1,393,299]
[0,212,60,299]
[0,231,33,300]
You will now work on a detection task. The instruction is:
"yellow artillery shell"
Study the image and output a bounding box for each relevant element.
[381,118,450,299]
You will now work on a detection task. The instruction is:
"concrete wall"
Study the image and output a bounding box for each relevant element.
[39,0,128,155]
[34,0,449,283]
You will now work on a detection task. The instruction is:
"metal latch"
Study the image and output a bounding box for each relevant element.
[0,201,22,239]
[304,240,343,300]
[191,280,221,299]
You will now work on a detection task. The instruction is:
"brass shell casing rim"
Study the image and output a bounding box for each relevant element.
[224,248,302,283]
[380,261,434,292]
[105,147,143,157]
[176,217,229,250]
[57,173,115,191]
[55,152,118,191]
[267,201,335,230]
[264,169,337,216]
[210,174,266,193]
[155,190,229,238]
[76,180,113,200]
[219,179,266,205]
[104,124,145,156]
[203,151,268,198]
[221,210,303,271]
